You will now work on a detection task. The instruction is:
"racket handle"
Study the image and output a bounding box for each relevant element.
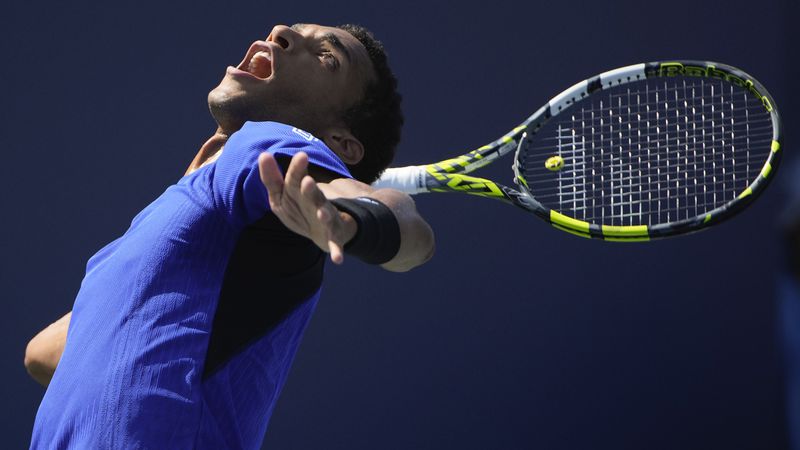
[371,166,429,194]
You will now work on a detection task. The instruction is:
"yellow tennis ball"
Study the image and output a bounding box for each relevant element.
[545,155,564,171]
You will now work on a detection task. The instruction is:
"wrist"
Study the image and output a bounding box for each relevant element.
[329,197,401,265]
[338,210,358,245]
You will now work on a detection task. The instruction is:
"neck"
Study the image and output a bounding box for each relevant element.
[185,128,229,176]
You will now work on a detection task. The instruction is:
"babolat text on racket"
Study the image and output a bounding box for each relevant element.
[373,61,782,241]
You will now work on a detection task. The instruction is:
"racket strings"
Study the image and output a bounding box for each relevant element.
[530,160,772,195]
[556,100,769,117]
[519,77,774,226]
[530,123,773,144]
[554,189,746,222]
[525,138,773,180]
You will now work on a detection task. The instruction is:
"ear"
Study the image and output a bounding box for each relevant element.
[321,127,365,165]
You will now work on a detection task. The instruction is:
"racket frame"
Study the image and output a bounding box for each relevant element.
[374,61,782,241]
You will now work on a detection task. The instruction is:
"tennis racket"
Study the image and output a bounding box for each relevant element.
[373,60,782,241]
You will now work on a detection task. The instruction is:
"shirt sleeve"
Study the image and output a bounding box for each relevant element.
[210,121,352,229]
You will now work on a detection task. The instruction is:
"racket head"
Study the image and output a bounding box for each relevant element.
[512,61,781,241]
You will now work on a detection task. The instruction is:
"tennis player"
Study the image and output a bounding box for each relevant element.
[26,23,434,449]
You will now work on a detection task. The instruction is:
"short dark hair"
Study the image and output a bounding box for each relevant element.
[336,24,404,183]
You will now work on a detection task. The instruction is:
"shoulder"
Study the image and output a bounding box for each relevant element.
[227,121,353,180]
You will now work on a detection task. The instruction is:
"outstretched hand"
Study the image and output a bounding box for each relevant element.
[258,152,356,264]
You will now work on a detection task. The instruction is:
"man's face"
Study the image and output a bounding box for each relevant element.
[208,24,373,135]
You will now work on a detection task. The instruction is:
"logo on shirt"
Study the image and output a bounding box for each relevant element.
[292,127,319,142]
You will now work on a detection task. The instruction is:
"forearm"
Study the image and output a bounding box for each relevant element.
[25,312,71,386]
[368,189,435,272]
[319,179,434,271]
[259,152,434,270]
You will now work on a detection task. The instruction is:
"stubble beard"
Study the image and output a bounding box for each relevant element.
[208,87,268,134]
[207,85,331,137]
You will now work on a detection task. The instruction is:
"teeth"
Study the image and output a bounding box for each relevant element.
[251,51,271,63]
[247,51,272,78]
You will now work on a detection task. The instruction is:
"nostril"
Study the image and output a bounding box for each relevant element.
[275,36,290,49]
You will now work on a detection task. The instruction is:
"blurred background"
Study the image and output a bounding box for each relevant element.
[2,0,797,448]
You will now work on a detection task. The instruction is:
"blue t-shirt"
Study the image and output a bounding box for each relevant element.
[31,121,352,449]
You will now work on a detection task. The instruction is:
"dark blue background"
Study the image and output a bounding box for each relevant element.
[2,0,796,448]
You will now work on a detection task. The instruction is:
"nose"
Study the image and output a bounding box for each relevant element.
[268,25,301,51]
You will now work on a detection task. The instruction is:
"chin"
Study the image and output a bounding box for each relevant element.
[206,80,326,135]
[207,86,262,133]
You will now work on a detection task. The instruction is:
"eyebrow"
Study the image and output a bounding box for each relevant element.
[321,32,351,64]
[290,23,352,65]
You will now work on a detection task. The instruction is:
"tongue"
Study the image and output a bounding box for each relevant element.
[247,54,272,78]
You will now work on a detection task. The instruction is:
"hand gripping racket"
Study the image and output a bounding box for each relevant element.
[373,61,782,241]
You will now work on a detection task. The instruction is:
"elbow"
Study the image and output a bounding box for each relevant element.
[416,227,436,266]
[402,213,436,270]
[24,312,70,387]
[369,189,435,272]
[383,220,436,272]
[24,340,40,373]
[398,240,435,272]
[24,338,56,387]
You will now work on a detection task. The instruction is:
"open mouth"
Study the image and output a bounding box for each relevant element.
[236,41,274,79]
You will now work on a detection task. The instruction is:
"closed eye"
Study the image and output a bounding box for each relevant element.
[321,50,340,71]
[321,32,351,65]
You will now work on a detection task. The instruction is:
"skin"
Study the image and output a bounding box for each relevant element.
[205,23,372,167]
[24,24,435,386]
